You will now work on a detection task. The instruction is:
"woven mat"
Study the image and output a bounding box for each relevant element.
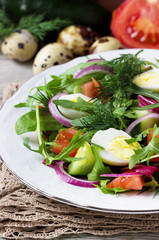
[1,83,159,239]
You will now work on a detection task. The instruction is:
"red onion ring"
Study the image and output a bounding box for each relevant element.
[122,165,159,178]
[54,161,99,188]
[42,159,55,169]
[125,113,159,134]
[73,65,113,79]
[48,92,72,127]
[101,172,142,177]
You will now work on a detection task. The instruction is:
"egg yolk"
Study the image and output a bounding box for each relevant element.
[133,72,159,93]
[108,136,141,161]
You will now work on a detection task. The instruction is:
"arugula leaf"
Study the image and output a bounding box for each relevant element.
[125,128,151,144]
[46,72,106,95]
[95,180,128,194]
[87,146,111,181]
[128,84,159,102]
[23,137,43,153]
[52,130,93,161]
[53,97,96,114]
[15,108,62,135]
[129,125,159,169]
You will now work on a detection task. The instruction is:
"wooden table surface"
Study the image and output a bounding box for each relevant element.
[0,53,159,240]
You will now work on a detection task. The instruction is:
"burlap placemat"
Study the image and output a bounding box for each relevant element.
[1,83,159,239]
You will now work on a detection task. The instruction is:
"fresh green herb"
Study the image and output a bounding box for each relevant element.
[15,108,62,135]
[97,52,148,103]
[47,72,106,95]
[71,102,119,131]
[126,128,151,144]
[0,11,72,40]
[53,97,100,114]
[52,130,94,162]
[129,125,159,169]
[95,179,128,194]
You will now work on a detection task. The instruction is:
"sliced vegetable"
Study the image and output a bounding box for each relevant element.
[147,129,159,161]
[42,159,54,169]
[52,128,82,157]
[101,172,141,177]
[106,170,144,190]
[102,165,159,178]
[48,92,72,127]
[73,65,113,79]
[68,142,95,176]
[81,78,99,98]
[54,161,99,188]
[138,95,159,113]
[125,113,159,134]
[111,0,159,49]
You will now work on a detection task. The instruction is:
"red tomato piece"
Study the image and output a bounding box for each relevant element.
[147,129,159,161]
[81,77,99,98]
[107,170,144,190]
[111,0,159,49]
[52,128,83,157]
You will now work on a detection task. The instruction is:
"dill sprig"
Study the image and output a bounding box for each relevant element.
[29,88,52,108]
[72,102,119,131]
[98,52,148,104]
[0,10,72,40]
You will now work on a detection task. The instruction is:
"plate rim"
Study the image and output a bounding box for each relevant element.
[1,48,159,215]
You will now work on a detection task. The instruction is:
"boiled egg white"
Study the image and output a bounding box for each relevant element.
[58,93,91,119]
[133,69,159,93]
[91,128,141,166]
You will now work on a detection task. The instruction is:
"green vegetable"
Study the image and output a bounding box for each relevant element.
[52,131,94,163]
[96,179,128,195]
[134,110,159,132]
[15,108,62,135]
[129,125,159,169]
[87,146,111,181]
[68,142,95,176]
[0,0,111,36]
[0,10,72,40]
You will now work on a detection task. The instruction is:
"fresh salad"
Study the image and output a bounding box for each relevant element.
[15,50,159,195]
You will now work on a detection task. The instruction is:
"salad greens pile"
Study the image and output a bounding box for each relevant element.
[15,50,159,195]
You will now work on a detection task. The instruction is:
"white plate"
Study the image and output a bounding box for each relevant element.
[1,49,159,214]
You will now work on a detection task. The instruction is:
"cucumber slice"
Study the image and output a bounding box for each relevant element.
[68,142,95,176]
[73,85,82,94]
[135,110,159,132]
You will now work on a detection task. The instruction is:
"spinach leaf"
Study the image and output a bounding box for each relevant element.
[15,108,62,135]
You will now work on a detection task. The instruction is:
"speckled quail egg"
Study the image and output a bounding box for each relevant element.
[57,25,99,56]
[33,43,73,75]
[1,29,38,62]
[89,36,123,54]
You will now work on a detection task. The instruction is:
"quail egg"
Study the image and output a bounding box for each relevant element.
[1,29,38,62]
[91,128,141,166]
[133,69,159,93]
[57,93,92,119]
[57,25,99,56]
[33,43,73,75]
[89,36,123,54]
